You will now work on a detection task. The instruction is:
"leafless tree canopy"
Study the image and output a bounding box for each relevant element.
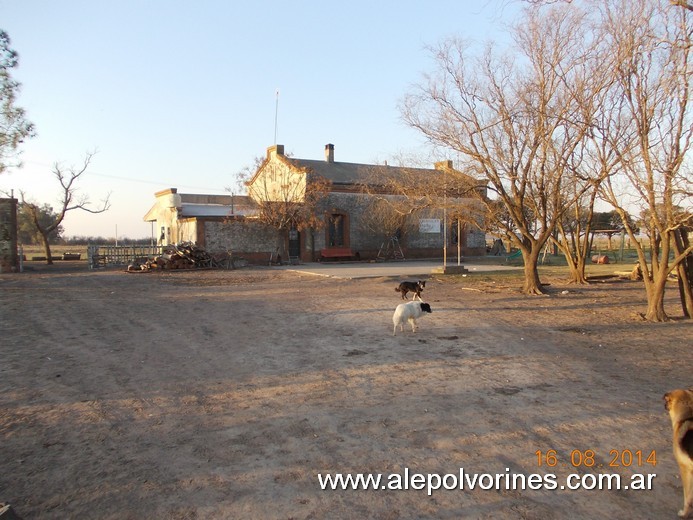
[20,151,111,264]
[357,161,486,246]
[403,0,693,318]
[596,0,693,320]
[670,0,693,11]
[402,4,607,294]
[245,158,332,233]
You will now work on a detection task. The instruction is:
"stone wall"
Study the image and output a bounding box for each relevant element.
[163,192,486,264]
[0,198,18,273]
[202,218,281,263]
[316,192,486,258]
[316,193,382,253]
[467,227,486,250]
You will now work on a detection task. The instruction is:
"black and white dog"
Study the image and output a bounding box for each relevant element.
[395,280,426,301]
[392,301,432,336]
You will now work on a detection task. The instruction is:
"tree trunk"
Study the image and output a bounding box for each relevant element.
[565,254,589,284]
[673,229,693,318]
[554,221,590,285]
[643,277,668,322]
[676,262,693,318]
[40,231,54,265]
[274,229,288,266]
[521,249,546,295]
[575,255,588,284]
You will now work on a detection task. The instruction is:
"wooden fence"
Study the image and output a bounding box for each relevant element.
[88,245,164,268]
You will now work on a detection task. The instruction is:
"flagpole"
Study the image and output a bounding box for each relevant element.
[274,89,280,144]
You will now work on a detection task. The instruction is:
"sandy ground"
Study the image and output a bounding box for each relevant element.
[0,261,691,519]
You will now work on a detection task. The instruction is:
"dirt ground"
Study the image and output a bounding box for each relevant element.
[0,261,690,519]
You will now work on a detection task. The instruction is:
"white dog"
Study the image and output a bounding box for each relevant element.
[392,301,432,336]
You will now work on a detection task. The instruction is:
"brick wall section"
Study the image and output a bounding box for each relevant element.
[0,198,18,273]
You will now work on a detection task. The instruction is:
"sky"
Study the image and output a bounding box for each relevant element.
[0,0,520,240]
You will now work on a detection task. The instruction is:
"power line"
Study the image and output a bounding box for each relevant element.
[19,160,233,193]
[88,170,231,193]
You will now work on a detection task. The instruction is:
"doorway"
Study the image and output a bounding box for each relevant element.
[288,227,300,263]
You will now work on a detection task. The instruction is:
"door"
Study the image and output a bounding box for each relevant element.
[288,227,300,260]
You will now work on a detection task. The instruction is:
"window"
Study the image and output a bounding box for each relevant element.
[328,213,345,247]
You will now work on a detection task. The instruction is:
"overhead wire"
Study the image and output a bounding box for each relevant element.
[17,159,235,193]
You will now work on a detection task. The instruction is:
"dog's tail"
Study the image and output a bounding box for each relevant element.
[394,286,402,293]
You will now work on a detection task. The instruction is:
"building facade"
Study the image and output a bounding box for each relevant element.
[143,144,487,264]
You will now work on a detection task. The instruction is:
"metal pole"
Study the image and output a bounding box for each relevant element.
[443,208,447,268]
[274,89,280,145]
[443,170,447,268]
[457,219,461,266]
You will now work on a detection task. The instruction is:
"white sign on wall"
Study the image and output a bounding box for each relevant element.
[419,219,441,233]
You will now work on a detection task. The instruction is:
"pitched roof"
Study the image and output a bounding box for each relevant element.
[143,193,258,222]
[179,201,257,218]
[246,145,482,196]
[284,157,437,187]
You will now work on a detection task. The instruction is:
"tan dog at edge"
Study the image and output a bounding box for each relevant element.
[664,388,693,518]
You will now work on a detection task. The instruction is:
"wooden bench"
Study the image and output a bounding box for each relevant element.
[320,247,355,261]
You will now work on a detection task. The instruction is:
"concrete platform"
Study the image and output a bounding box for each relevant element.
[283,259,520,279]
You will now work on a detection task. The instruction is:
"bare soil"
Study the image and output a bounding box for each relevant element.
[0,262,690,519]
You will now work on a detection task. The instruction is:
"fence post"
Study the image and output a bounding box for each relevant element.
[87,245,98,269]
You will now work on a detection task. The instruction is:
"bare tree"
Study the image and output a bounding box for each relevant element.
[20,152,110,264]
[552,85,628,284]
[673,221,693,316]
[553,184,600,284]
[357,160,486,262]
[598,0,693,321]
[671,0,693,12]
[359,196,413,244]
[403,4,606,294]
[519,0,693,318]
[245,156,331,260]
[17,202,64,244]
[358,162,447,220]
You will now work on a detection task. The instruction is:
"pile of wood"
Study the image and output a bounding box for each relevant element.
[127,242,214,271]
[614,263,644,281]
[160,242,213,269]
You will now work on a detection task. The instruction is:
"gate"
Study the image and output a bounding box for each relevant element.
[88,244,164,268]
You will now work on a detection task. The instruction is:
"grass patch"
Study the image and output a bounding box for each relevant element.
[19,244,89,261]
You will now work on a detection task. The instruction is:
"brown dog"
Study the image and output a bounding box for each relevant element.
[395,280,426,301]
[664,388,693,518]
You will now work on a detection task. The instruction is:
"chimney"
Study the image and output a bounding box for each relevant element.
[267,144,285,159]
[434,160,453,170]
[325,143,335,163]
